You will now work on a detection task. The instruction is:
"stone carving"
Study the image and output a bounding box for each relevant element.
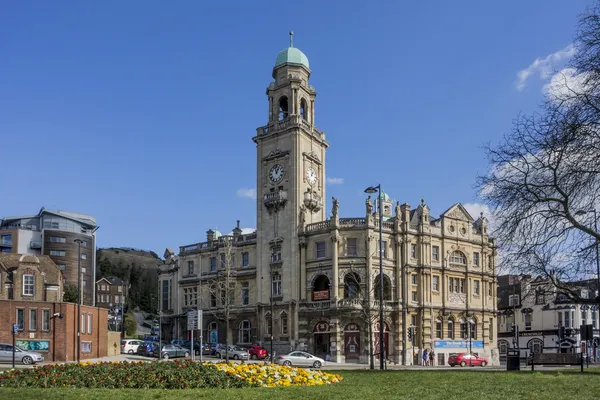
[339,268,365,283]
[366,196,373,215]
[448,292,467,304]
[332,197,339,217]
[299,205,307,226]
[395,201,401,218]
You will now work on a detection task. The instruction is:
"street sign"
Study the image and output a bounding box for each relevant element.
[13,324,18,334]
[187,311,196,330]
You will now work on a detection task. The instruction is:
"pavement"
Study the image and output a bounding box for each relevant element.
[2,353,594,372]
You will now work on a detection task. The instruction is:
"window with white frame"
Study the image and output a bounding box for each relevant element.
[50,250,66,257]
[29,309,37,331]
[433,275,440,291]
[473,252,480,266]
[346,238,358,256]
[280,312,288,335]
[241,282,249,305]
[42,309,51,331]
[81,313,86,334]
[508,294,520,307]
[23,274,34,296]
[188,260,194,275]
[473,280,480,295]
[16,309,25,331]
[272,275,281,297]
[450,251,467,265]
[238,320,251,343]
[87,313,92,334]
[432,246,439,261]
[316,242,326,259]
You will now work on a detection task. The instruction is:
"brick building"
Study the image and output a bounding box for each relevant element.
[0,253,108,362]
[95,276,126,309]
[0,301,108,362]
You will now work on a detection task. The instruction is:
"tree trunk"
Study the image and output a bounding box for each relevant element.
[368,308,374,370]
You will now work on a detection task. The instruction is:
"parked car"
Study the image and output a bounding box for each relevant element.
[121,339,144,354]
[137,341,159,357]
[448,353,489,367]
[157,344,190,359]
[238,344,269,360]
[276,351,325,368]
[211,343,226,356]
[215,345,250,360]
[0,344,44,365]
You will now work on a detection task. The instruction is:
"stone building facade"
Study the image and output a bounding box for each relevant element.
[160,36,499,365]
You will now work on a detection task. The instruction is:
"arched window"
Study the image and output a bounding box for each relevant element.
[447,318,455,339]
[300,99,307,120]
[278,97,289,120]
[344,273,361,299]
[435,318,443,338]
[238,320,251,343]
[450,251,467,265]
[374,274,392,301]
[312,275,330,301]
[280,311,288,335]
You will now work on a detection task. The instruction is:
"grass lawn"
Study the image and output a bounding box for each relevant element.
[2,369,599,399]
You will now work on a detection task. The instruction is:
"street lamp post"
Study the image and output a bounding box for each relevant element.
[365,184,385,370]
[74,239,83,363]
[469,319,475,367]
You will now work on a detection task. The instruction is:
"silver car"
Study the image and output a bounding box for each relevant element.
[215,345,249,360]
[0,343,44,365]
[276,351,325,368]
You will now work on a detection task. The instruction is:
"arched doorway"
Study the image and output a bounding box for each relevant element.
[344,323,361,362]
[374,322,390,361]
[313,321,330,358]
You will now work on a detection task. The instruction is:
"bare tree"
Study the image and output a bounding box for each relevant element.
[477,2,600,301]
[204,236,256,361]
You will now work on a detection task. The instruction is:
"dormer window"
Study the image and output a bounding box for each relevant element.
[23,274,34,296]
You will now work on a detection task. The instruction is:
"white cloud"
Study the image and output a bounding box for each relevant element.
[463,202,497,230]
[543,68,589,102]
[515,44,575,91]
[236,188,256,200]
[326,177,344,184]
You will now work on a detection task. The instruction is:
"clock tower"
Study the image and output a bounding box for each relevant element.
[253,32,329,320]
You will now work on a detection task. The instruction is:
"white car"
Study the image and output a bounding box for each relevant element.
[276,351,325,368]
[121,339,144,354]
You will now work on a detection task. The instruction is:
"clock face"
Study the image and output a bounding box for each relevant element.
[306,167,317,185]
[269,164,284,183]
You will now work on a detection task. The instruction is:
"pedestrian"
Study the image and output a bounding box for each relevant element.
[429,350,435,367]
[422,348,428,366]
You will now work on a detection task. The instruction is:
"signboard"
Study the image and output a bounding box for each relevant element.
[13,324,18,334]
[312,290,330,301]
[433,340,484,349]
[187,310,203,331]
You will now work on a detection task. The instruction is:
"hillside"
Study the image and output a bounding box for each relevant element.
[96,247,162,313]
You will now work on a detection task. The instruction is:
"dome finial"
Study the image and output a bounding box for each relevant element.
[289,30,294,47]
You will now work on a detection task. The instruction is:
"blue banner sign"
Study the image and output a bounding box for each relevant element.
[434,340,484,349]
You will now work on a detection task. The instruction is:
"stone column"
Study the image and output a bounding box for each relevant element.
[299,239,307,300]
[331,236,339,300]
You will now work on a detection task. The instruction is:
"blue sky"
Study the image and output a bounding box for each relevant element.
[0,0,592,255]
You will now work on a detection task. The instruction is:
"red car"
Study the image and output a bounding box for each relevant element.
[238,344,268,360]
[448,353,489,367]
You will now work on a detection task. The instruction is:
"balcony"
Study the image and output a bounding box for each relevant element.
[264,190,288,212]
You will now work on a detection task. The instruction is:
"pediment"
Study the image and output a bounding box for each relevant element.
[440,203,474,222]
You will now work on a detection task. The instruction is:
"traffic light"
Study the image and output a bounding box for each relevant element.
[408,327,413,341]
[510,324,515,334]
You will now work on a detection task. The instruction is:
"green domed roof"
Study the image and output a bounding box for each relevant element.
[380,190,391,201]
[275,47,310,69]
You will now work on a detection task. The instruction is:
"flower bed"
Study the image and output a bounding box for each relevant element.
[0,360,343,389]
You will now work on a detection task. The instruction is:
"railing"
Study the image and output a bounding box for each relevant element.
[257,115,323,138]
[299,300,331,310]
[339,218,366,227]
[305,220,330,232]
[374,220,395,230]
[179,232,258,254]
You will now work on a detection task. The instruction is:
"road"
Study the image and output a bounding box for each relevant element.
[132,312,151,336]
